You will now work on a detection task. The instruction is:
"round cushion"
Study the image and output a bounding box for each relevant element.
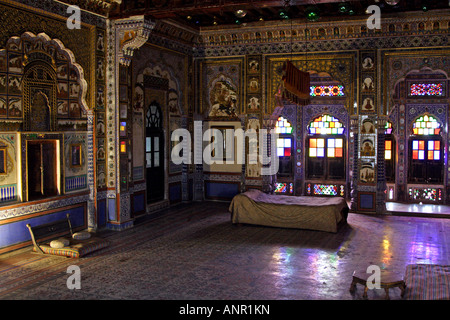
[72,231,91,240]
[50,239,69,249]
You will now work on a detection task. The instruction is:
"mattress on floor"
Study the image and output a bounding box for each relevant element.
[229,189,349,233]
[404,264,450,300]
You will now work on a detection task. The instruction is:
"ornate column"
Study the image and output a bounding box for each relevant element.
[349,115,359,211]
[376,116,388,214]
[105,16,155,230]
[86,109,97,230]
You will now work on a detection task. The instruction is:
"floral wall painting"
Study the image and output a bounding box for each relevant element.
[208,76,238,118]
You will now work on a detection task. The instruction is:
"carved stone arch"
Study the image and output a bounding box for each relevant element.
[13,32,89,112]
[136,64,183,116]
[23,60,57,131]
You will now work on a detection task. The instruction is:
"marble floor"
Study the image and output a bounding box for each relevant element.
[0,201,449,304]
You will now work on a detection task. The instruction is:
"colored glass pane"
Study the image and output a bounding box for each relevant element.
[310,85,345,97]
[275,117,293,134]
[419,140,425,150]
[284,148,291,156]
[385,121,393,135]
[418,150,425,160]
[313,184,338,196]
[308,115,344,135]
[410,83,443,96]
[412,115,441,135]
[276,138,292,158]
[385,150,392,160]
[275,183,287,193]
[385,140,392,150]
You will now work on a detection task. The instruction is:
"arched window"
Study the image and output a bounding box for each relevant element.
[384,121,395,182]
[306,114,345,180]
[275,116,293,177]
[408,114,443,184]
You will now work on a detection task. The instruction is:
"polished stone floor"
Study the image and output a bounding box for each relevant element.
[0,201,449,302]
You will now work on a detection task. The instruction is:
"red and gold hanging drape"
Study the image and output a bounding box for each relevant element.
[275,60,310,107]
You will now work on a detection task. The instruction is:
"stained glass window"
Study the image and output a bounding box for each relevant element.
[306,183,345,197]
[308,115,344,135]
[310,85,344,97]
[410,83,444,96]
[309,138,343,158]
[384,121,393,135]
[277,138,292,157]
[408,188,442,202]
[275,117,293,134]
[385,140,392,160]
[275,182,293,194]
[412,140,440,160]
[412,115,441,135]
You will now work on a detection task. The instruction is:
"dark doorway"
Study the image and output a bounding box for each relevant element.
[27,140,58,200]
[145,102,164,203]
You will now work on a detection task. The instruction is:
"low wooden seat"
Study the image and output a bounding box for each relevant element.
[349,269,406,300]
[26,214,109,258]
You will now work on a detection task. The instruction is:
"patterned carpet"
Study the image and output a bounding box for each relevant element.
[1,201,449,301]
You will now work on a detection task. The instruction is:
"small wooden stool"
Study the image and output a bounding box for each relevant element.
[349,269,406,300]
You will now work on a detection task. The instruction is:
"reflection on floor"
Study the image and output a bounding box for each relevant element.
[0,201,449,301]
[387,202,450,218]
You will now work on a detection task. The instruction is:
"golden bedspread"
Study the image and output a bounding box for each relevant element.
[229,189,349,233]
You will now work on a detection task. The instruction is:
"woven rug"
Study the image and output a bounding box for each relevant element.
[404,264,450,300]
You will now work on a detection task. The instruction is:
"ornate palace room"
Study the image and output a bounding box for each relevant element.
[0,0,449,303]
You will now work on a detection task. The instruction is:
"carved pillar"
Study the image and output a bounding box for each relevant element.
[105,16,154,230]
[349,115,359,211]
[376,116,388,214]
[87,109,97,230]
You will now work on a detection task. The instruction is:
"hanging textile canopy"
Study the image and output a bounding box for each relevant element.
[275,60,310,106]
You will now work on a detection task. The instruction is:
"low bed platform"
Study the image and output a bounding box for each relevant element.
[229,189,349,233]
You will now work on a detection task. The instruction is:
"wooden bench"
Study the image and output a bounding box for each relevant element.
[26,214,109,258]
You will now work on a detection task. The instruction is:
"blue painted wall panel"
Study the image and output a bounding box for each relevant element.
[133,193,145,214]
[0,204,86,249]
[205,182,239,200]
[97,199,106,228]
[169,184,181,202]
